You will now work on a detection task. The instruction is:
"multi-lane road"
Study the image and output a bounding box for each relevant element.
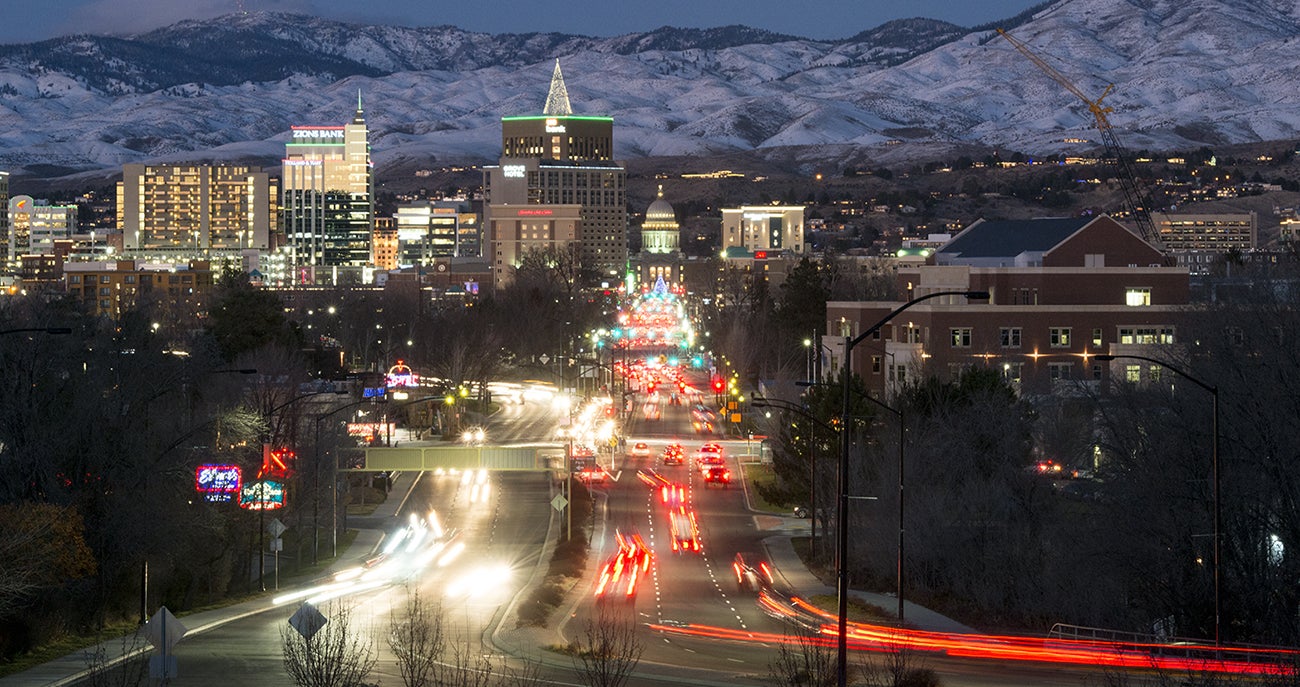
[61,381,1274,687]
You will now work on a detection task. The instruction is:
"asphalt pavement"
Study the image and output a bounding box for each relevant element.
[0,472,413,687]
[2,459,976,687]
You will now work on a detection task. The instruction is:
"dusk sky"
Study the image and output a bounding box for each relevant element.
[4,0,1044,45]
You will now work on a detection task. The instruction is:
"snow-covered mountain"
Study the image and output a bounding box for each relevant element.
[1,0,1298,180]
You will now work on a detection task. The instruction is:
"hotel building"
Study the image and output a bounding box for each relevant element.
[484,61,627,285]
[116,164,274,257]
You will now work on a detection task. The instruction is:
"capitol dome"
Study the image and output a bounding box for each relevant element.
[641,185,680,255]
[646,195,676,223]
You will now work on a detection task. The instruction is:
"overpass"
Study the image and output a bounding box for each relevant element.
[346,443,568,472]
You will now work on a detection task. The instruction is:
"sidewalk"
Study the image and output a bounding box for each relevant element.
[760,534,977,635]
[738,462,977,635]
[0,472,415,687]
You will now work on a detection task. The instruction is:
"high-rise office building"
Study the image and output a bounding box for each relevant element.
[9,195,78,260]
[484,61,627,284]
[282,94,373,269]
[393,200,480,267]
[117,165,274,257]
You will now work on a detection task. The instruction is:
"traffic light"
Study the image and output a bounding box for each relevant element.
[711,377,725,394]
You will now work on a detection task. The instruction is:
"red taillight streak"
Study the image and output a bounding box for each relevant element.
[750,594,1294,675]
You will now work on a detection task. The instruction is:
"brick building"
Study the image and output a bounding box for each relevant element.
[63,259,215,319]
[826,216,1190,397]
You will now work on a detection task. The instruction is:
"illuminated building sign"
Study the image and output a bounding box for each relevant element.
[347,422,395,437]
[754,251,768,260]
[362,386,387,399]
[283,159,323,167]
[291,127,345,141]
[386,360,418,388]
[195,464,242,502]
[503,165,526,178]
[545,118,566,133]
[239,480,285,510]
[517,209,554,217]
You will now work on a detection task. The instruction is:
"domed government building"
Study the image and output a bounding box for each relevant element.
[637,184,684,288]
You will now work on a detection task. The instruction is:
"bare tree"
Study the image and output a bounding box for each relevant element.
[281,601,377,687]
[388,590,445,687]
[855,633,941,687]
[569,606,644,687]
[388,588,505,687]
[81,631,150,687]
[437,639,496,687]
[495,657,548,687]
[767,626,836,687]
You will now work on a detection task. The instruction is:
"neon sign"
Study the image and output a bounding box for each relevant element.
[239,480,285,510]
[517,209,553,217]
[196,464,241,502]
[386,360,418,388]
[346,422,395,437]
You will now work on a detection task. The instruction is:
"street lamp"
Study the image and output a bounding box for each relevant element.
[1096,353,1220,647]
[802,380,905,622]
[753,396,834,557]
[836,289,987,686]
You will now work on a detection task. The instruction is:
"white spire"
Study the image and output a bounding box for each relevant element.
[543,59,573,116]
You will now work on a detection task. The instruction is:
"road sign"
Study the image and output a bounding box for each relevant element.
[289,602,327,640]
[270,537,283,552]
[149,655,178,680]
[551,494,568,512]
[145,606,187,653]
[268,518,287,537]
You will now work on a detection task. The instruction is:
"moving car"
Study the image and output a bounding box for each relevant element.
[630,441,652,458]
[661,443,685,465]
[668,509,701,553]
[595,531,653,600]
[733,552,775,593]
[703,465,731,487]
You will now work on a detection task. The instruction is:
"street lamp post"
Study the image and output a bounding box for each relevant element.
[802,380,905,622]
[1096,353,1220,646]
[753,397,834,557]
[836,290,986,686]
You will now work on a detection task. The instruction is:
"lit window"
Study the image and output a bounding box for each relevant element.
[1124,364,1141,383]
[951,328,972,348]
[1126,288,1152,306]
[1003,362,1023,383]
[1092,328,1102,347]
[1050,327,1071,348]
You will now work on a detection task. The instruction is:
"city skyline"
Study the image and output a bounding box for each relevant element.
[3,0,1044,45]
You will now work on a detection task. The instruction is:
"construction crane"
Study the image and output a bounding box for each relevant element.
[998,28,1161,247]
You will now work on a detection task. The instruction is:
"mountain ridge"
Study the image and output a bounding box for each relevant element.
[1,0,1298,181]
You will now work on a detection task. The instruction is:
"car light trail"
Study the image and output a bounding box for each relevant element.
[668,591,1300,676]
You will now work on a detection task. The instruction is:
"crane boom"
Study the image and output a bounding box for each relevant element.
[997,28,1161,247]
